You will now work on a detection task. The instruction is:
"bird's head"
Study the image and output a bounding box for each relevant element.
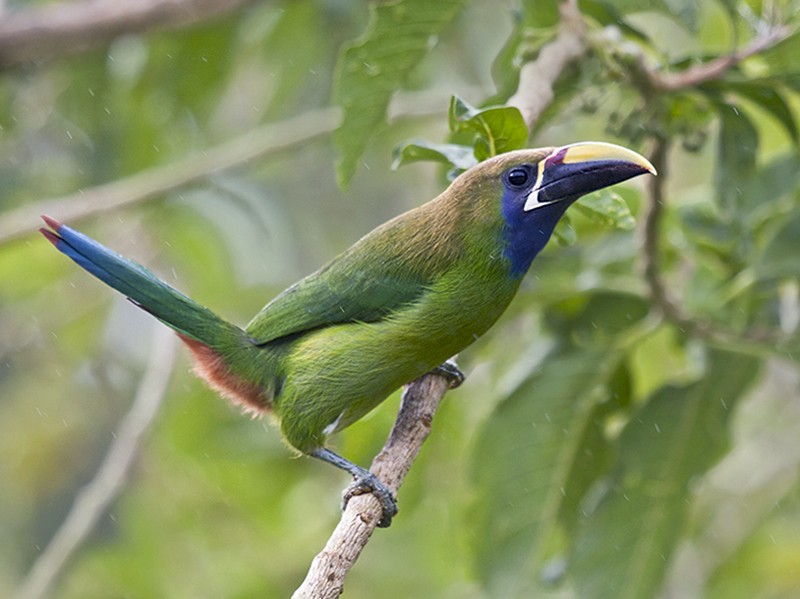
[453,141,656,276]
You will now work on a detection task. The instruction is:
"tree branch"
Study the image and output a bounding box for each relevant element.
[0,86,474,247]
[507,0,586,131]
[13,327,178,599]
[292,373,452,599]
[0,0,259,70]
[641,138,792,350]
[292,4,592,594]
[649,25,794,92]
[641,137,710,335]
[0,107,341,246]
[622,24,798,351]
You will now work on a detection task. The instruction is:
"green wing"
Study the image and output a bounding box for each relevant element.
[245,211,456,345]
[245,256,431,345]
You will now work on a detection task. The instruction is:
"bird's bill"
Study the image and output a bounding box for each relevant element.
[523,142,656,212]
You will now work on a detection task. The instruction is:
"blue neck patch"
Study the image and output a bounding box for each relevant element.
[500,185,571,278]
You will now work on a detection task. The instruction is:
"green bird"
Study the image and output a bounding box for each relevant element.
[40,142,655,526]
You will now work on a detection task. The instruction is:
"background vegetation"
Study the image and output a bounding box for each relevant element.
[1,0,799,597]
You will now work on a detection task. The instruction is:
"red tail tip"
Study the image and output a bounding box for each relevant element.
[41,214,62,231]
[39,227,61,246]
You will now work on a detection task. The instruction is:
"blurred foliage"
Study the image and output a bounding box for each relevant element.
[333,0,467,185]
[2,0,800,598]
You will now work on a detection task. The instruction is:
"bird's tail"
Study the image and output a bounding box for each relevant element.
[40,215,242,345]
[40,215,273,413]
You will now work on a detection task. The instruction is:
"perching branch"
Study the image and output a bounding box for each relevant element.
[0,0,259,70]
[293,4,592,595]
[293,373,452,599]
[14,327,177,599]
[507,0,586,131]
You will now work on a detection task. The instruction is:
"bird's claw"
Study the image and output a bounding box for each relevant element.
[430,359,465,389]
[343,472,398,528]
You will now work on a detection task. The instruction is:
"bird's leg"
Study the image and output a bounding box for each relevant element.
[310,447,398,528]
[429,358,465,389]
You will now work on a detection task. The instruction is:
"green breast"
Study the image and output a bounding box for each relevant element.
[274,248,520,452]
[265,176,520,452]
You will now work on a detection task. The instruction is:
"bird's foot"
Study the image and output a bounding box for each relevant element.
[430,359,465,389]
[310,447,398,528]
[343,472,398,528]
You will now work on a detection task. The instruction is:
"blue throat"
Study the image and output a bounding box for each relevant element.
[500,187,572,278]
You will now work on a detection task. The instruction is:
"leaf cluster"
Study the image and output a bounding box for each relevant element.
[2,1,800,598]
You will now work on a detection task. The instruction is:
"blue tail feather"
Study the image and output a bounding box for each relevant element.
[40,215,240,346]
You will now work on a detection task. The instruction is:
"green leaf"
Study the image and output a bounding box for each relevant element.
[739,153,800,223]
[574,189,636,231]
[699,153,800,231]
[678,202,738,252]
[735,84,798,145]
[391,140,477,171]
[557,393,618,540]
[553,216,577,246]
[579,0,652,43]
[486,16,525,104]
[333,0,467,186]
[470,347,621,596]
[545,291,651,345]
[757,212,800,279]
[486,0,564,104]
[754,30,800,90]
[715,102,759,216]
[258,2,326,120]
[519,0,561,28]
[448,94,478,128]
[607,359,634,411]
[449,95,529,159]
[704,80,799,145]
[580,0,699,31]
[571,349,760,599]
[713,122,800,225]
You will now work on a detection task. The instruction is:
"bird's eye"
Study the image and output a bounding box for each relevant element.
[506,167,530,188]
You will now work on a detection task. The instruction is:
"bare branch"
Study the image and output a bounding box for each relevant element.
[650,25,794,92]
[14,327,178,599]
[507,0,587,131]
[640,137,708,334]
[641,138,793,351]
[0,0,259,70]
[0,86,473,247]
[0,106,341,246]
[619,23,799,351]
[293,373,452,599]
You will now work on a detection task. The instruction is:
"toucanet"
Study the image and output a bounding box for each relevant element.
[41,142,655,526]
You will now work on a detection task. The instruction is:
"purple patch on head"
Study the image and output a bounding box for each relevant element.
[544,148,569,168]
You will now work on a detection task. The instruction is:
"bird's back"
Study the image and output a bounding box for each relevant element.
[265,177,522,451]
